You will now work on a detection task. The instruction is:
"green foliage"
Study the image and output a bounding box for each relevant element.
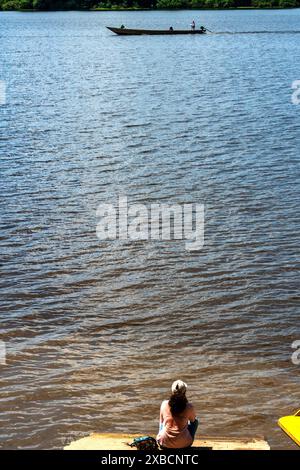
[1,0,20,9]
[202,0,235,7]
[278,0,297,6]
[157,0,188,7]
[32,0,51,8]
[252,0,277,6]
[18,0,33,7]
[96,1,112,6]
[189,0,205,6]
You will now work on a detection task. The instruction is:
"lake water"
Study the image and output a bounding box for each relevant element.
[0,9,299,449]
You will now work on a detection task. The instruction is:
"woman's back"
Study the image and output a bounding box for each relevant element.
[157,399,196,448]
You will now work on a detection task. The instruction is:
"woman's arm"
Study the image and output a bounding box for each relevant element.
[158,401,164,432]
[188,403,197,422]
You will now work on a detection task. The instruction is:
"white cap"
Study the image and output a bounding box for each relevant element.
[171,380,187,395]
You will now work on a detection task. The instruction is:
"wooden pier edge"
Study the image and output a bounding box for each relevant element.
[64,433,270,451]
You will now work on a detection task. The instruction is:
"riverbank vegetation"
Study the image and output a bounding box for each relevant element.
[0,0,299,11]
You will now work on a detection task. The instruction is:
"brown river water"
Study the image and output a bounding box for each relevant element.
[0,10,299,449]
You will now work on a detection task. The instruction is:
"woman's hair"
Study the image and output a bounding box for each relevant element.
[168,392,188,416]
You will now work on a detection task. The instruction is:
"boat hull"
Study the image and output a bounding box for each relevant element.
[107,27,207,36]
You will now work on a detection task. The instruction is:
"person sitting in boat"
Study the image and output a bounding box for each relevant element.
[200,25,206,32]
[120,24,125,29]
[157,380,198,449]
[169,26,174,31]
[191,20,195,31]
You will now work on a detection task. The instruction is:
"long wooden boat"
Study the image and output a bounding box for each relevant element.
[107,27,207,36]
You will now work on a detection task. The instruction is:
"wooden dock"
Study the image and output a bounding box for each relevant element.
[64,433,270,451]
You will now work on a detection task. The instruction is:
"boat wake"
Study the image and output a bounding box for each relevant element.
[212,30,300,35]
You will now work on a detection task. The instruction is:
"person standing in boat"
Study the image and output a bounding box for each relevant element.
[191,20,195,31]
[157,380,198,449]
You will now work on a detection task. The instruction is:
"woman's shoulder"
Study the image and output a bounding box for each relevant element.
[160,399,169,410]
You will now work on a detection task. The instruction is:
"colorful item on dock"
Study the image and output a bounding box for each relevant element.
[278,410,300,447]
[128,436,159,451]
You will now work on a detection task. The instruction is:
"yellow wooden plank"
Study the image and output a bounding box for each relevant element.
[64,433,270,451]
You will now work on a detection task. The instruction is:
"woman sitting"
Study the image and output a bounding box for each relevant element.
[157,380,198,449]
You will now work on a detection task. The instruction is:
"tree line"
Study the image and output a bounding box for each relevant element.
[0,0,299,12]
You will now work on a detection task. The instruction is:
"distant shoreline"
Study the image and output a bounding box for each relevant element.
[92,6,299,10]
[1,7,300,12]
